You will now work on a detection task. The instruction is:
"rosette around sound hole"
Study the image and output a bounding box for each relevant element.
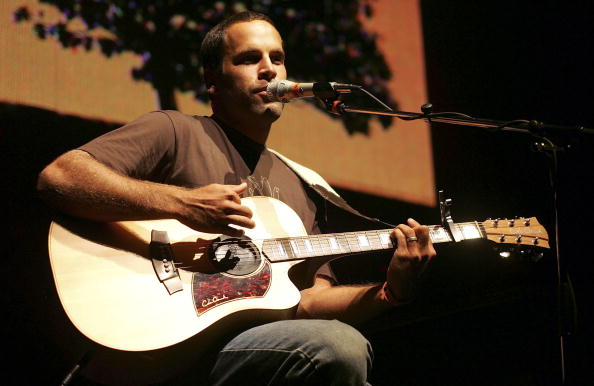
[211,236,263,276]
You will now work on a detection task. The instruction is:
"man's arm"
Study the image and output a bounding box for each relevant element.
[37,150,255,236]
[297,219,436,325]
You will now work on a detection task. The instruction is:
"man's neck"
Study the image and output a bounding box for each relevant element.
[211,113,271,145]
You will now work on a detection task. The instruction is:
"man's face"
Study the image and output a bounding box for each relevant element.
[211,20,287,130]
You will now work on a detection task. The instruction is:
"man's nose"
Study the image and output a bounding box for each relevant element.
[258,56,277,81]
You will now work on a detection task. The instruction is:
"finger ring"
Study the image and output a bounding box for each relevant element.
[406,236,418,242]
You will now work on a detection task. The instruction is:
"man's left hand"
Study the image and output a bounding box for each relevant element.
[385,218,436,305]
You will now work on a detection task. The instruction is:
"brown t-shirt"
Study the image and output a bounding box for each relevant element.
[79,110,322,235]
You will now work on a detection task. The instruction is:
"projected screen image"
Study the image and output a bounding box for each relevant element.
[1,0,434,205]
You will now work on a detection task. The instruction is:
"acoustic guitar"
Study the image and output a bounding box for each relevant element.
[48,196,549,383]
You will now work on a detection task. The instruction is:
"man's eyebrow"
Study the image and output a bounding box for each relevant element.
[233,49,261,57]
[270,49,285,57]
[231,48,285,62]
[234,48,285,55]
[230,49,261,64]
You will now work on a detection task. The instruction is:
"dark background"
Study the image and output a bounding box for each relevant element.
[2,1,592,385]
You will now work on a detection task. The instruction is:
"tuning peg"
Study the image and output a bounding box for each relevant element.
[524,218,531,226]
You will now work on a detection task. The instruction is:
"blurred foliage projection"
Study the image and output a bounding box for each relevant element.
[13,0,395,134]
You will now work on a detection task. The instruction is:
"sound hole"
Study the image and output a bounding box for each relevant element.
[211,236,262,276]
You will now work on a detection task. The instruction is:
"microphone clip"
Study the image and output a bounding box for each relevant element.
[321,99,346,115]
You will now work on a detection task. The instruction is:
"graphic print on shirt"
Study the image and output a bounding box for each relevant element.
[246,176,280,199]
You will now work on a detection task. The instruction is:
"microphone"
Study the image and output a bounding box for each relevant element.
[266,80,351,103]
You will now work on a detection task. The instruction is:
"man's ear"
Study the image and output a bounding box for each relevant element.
[204,69,218,97]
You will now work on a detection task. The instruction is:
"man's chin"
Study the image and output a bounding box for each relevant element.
[264,102,284,121]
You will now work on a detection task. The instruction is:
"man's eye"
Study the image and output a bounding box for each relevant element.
[271,54,285,64]
[241,56,259,64]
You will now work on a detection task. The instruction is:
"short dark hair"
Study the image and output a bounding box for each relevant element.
[200,11,275,76]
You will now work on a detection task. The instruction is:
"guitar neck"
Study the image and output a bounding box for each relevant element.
[262,222,485,262]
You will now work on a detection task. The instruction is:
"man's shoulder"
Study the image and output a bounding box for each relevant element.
[268,149,340,197]
[142,111,222,139]
[153,110,211,126]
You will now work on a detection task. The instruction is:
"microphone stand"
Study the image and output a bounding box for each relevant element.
[319,87,593,385]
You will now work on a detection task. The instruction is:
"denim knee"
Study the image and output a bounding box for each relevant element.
[306,319,373,385]
[209,319,372,386]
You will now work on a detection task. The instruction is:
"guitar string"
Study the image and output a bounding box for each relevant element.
[172,221,545,266]
[169,218,548,268]
[172,222,545,268]
[198,220,541,248]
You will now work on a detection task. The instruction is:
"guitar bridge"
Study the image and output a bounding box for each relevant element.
[150,230,183,295]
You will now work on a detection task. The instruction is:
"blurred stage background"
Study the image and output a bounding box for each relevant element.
[2,1,592,385]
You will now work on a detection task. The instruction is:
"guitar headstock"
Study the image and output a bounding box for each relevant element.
[482,217,550,249]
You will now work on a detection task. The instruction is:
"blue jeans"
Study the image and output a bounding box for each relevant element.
[208,319,373,386]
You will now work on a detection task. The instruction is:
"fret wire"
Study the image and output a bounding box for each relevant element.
[293,238,303,257]
[367,231,382,249]
[342,234,349,252]
[375,231,390,248]
[339,234,350,253]
[384,231,394,248]
[324,235,333,255]
[378,231,390,248]
[273,240,283,260]
[429,225,452,243]
[289,238,300,257]
[301,237,313,256]
[276,239,288,260]
[358,233,371,250]
[455,223,465,241]
[366,233,375,249]
[314,235,325,255]
[282,239,294,259]
[306,237,316,257]
[271,240,278,260]
[321,235,332,255]
[270,240,278,260]
[308,237,316,254]
[343,234,358,252]
[343,234,354,252]
[347,234,360,252]
[265,240,278,261]
[321,237,330,254]
[324,235,333,254]
[337,235,345,252]
[300,238,309,256]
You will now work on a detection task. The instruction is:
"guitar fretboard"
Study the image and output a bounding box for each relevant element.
[262,222,485,262]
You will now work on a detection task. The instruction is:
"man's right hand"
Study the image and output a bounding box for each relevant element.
[175,182,255,237]
[37,151,255,236]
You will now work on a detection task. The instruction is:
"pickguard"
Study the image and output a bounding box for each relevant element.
[192,261,271,315]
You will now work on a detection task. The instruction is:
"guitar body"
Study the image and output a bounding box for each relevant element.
[49,196,308,384]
